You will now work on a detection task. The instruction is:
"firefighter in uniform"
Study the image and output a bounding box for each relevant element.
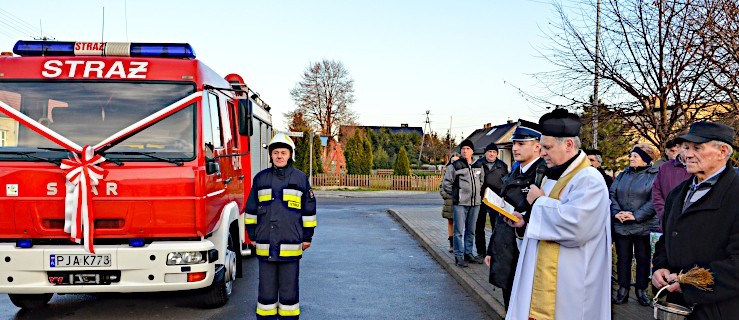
[245,133,316,319]
[485,124,547,309]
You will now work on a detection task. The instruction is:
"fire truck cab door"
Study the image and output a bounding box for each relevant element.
[202,91,228,229]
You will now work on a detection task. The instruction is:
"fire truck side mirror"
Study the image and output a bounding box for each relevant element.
[206,159,220,175]
[238,100,253,136]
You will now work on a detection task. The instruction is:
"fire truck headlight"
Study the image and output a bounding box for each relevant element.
[166,251,206,265]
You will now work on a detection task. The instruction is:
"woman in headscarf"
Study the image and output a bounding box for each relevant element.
[610,143,661,306]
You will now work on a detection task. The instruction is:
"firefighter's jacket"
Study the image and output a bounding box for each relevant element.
[245,164,316,262]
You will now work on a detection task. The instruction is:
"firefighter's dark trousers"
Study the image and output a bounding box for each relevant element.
[256,259,300,319]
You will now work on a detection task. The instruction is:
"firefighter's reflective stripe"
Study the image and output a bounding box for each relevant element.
[278,302,300,316]
[279,244,303,257]
[244,213,258,225]
[255,243,270,256]
[258,189,272,202]
[302,215,317,228]
[256,302,278,316]
[283,189,302,209]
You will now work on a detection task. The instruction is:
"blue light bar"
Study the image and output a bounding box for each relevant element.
[13,41,75,56]
[12,41,196,59]
[129,238,145,247]
[130,43,195,59]
[16,239,33,248]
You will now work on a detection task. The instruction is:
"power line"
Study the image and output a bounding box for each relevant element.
[0,17,37,38]
[0,27,17,40]
[0,8,41,36]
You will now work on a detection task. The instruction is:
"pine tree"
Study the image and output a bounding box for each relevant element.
[344,131,363,174]
[311,134,324,174]
[393,146,411,176]
[361,134,373,174]
[579,99,634,171]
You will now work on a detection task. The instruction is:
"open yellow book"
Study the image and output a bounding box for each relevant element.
[482,188,520,223]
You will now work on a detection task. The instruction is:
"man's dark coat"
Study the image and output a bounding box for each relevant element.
[653,163,739,320]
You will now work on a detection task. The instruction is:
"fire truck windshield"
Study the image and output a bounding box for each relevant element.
[0,81,196,162]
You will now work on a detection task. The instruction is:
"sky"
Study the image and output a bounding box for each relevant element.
[0,0,576,142]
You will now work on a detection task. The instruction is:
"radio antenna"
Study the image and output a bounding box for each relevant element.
[124,0,129,41]
[101,7,105,42]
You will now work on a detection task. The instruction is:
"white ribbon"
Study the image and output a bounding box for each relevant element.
[60,146,106,253]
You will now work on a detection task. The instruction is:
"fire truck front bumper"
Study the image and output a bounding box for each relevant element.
[0,241,219,294]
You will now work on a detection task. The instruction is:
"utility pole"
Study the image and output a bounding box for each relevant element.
[418,110,431,164]
[592,0,601,149]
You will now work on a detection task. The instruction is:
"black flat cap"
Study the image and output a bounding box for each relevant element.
[539,108,582,137]
[675,121,736,147]
[584,149,603,156]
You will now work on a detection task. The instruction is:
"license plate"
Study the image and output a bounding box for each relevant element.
[50,254,111,268]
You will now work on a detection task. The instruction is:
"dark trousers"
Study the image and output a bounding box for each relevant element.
[475,207,491,256]
[257,259,300,319]
[614,233,651,290]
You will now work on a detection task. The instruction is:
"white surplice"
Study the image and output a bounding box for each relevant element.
[506,152,612,320]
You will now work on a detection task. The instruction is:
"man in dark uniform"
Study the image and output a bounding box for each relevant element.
[474,142,508,258]
[484,124,547,310]
[245,133,316,319]
[652,121,739,320]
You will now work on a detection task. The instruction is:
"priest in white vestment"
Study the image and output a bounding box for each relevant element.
[504,109,611,320]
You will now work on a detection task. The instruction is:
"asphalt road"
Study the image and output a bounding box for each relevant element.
[0,191,489,319]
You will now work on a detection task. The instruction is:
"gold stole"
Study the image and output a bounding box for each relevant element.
[528,155,591,320]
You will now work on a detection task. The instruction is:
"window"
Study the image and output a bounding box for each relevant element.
[262,123,271,169]
[250,117,261,176]
[202,95,214,159]
[228,101,238,148]
[0,130,6,146]
[207,93,223,149]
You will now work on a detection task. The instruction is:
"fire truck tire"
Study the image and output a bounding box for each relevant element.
[8,293,53,309]
[230,222,243,278]
[202,231,237,308]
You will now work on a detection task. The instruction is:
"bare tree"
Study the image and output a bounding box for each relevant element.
[289,60,357,137]
[693,0,739,126]
[537,0,731,148]
[285,110,311,133]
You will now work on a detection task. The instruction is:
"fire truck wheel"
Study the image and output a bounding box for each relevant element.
[202,231,237,308]
[8,293,53,309]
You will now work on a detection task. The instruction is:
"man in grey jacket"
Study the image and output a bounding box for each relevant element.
[442,139,484,267]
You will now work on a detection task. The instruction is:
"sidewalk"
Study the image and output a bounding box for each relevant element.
[389,206,654,320]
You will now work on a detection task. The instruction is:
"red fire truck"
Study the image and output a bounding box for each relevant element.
[0,40,272,308]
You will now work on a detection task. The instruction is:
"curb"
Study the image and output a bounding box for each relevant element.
[388,209,505,320]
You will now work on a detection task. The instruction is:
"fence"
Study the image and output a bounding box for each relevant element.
[312,173,442,191]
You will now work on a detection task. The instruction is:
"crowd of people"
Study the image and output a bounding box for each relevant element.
[440,110,739,320]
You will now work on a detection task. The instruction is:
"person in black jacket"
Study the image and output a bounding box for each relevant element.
[245,133,316,319]
[484,124,546,310]
[653,121,739,320]
[474,143,508,258]
[585,149,613,189]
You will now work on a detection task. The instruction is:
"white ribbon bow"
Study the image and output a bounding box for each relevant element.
[60,146,107,253]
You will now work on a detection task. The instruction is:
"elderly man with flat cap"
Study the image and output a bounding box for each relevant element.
[504,109,612,320]
[652,121,739,320]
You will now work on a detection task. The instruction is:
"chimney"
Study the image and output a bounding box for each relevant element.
[401,123,408,127]
[483,123,492,129]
